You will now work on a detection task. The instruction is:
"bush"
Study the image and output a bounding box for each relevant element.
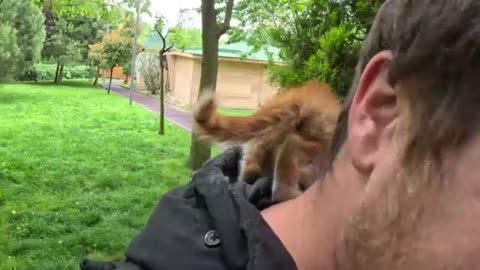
[267,24,361,100]
[16,64,92,81]
[137,52,162,94]
[304,24,361,99]
[34,64,56,80]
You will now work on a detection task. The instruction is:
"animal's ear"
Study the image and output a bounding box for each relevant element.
[347,50,398,176]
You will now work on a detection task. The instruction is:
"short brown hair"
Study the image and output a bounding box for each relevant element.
[330,0,480,167]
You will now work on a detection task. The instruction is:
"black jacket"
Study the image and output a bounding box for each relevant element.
[80,147,298,270]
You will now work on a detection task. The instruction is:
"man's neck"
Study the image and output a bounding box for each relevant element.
[261,165,364,270]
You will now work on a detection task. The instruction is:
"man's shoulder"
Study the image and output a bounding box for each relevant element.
[123,175,297,270]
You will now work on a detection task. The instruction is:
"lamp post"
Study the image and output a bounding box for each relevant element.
[128,0,142,106]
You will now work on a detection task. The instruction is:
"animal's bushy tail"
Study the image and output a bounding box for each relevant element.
[192,90,302,144]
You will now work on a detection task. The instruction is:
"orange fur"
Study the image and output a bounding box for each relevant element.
[272,133,330,202]
[192,80,342,202]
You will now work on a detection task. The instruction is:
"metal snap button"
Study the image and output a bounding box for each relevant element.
[204,230,221,247]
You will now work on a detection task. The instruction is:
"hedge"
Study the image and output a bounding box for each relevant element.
[17,64,94,81]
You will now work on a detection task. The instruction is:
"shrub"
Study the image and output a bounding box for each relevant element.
[304,24,361,99]
[137,52,162,94]
[16,64,92,81]
[267,24,361,100]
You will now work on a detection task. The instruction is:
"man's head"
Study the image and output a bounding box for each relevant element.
[330,0,480,269]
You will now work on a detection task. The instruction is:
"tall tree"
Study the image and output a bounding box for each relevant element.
[41,3,106,84]
[0,0,46,81]
[0,24,20,81]
[88,41,105,86]
[42,16,82,83]
[231,0,384,98]
[189,0,235,170]
[65,15,107,59]
[32,0,110,18]
[154,14,174,135]
[102,29,134,93]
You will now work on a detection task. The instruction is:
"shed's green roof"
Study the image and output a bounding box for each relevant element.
[183,41,282,63]
[142,31,282,63]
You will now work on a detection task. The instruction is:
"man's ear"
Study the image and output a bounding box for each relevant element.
[347,50,398,176]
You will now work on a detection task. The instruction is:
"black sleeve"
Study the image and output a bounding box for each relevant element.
[79,260,141,270]
[79,147,245,270]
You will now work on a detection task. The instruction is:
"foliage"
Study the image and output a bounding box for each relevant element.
[138,21,154,44]
[88,42,106,69]
[102,30,133,69]
[87,15,141,89]
[102,4,134,27]
[153,13,174,55]
[0,0,46,81]
[137,52,162,94]
[121,63,131,77]
[32,0,110,19]
[42,31,83,66]
[0,25,20,81]
[347,0,385,32]
[122,0,152,16]
[101,26,137,91]
[232,0,384,98]
[0,81,190,269]
[167,27,202,50]
[16,64,92,81]
[119,14,136,38]
[229,0,298,60]
[112,1,152,44]
[154,14,168,37]
[63,15,108,59]
[40,2,107,84]
[41,4,107,65]
[304,24,361,98]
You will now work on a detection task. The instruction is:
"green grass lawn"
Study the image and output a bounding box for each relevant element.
[0,80,192,269]
[218,108,253,116]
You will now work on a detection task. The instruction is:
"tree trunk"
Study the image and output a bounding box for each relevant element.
[165,60,170,93]
[188,0,220,170]
[108,66,114,94]
[93,67,100,86]
[57,64,64,84]
[88,67,92,83]
[54,61,60,83]
[159,53,165,135]
[124,75,129,84]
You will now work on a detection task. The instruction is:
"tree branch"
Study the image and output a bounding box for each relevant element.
[166,44,174,51]
[289,0,300,35]
[156,29,167,51]
[216,0,235,37]
[271,14,279,28]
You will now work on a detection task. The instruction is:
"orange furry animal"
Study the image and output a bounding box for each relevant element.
[192,80,341,202]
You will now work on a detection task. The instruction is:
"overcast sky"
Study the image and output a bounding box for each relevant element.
[145,0,201,26]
